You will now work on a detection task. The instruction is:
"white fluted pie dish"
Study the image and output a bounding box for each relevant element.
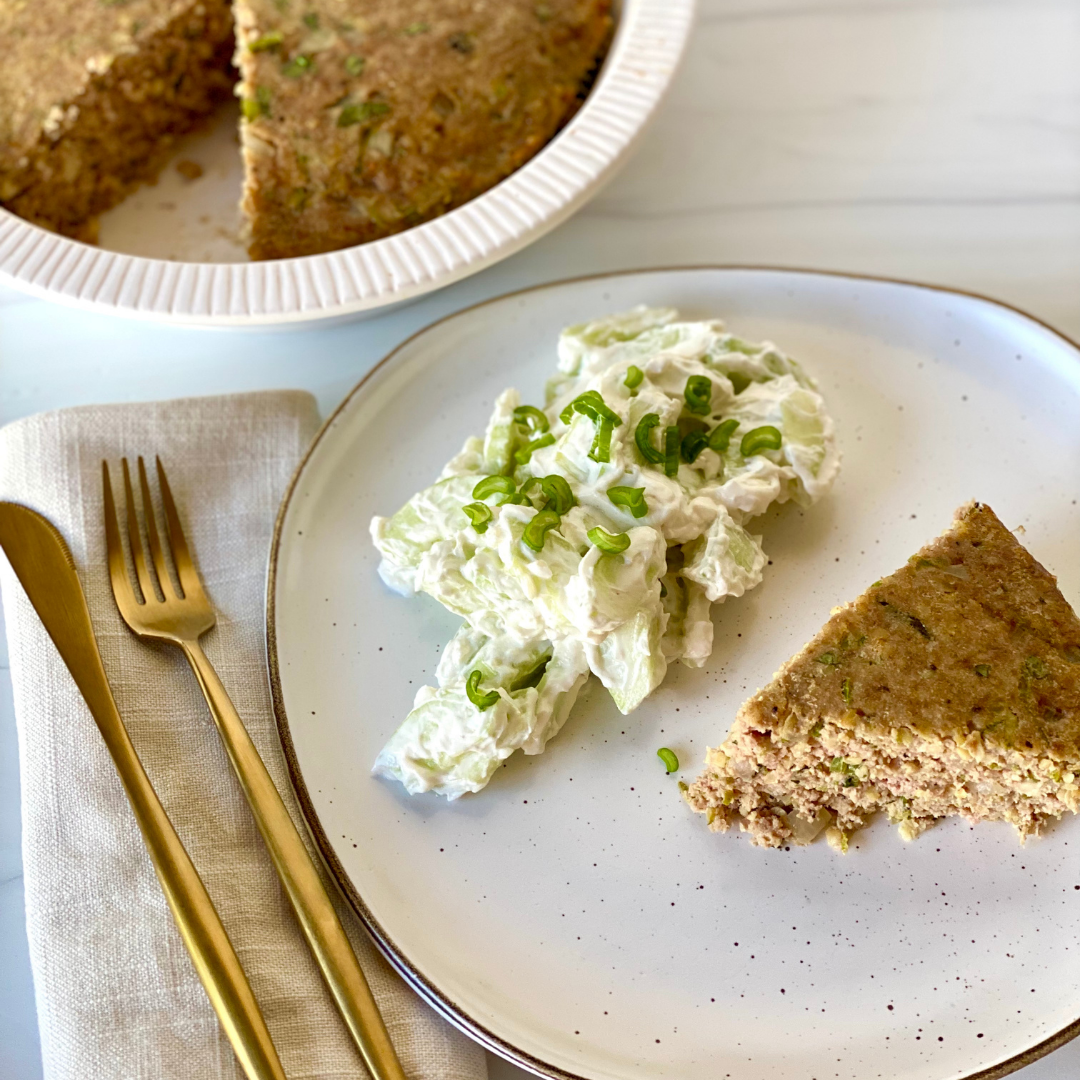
[0,0,693,328]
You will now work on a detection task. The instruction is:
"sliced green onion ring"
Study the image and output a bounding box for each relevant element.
[462,502,493,533]
[560,390,622,427]
[624,365,644,391]
[465,669,500,710]
[634,413,664,465]
[514,432,555,466]
[499,492,530,506]
[740,424,783,457]
[684,375,713,416]
[589,417,615,463]
[657,747,679,773]
[522,508,561,551]
[579,390,623,425]
[707,418,739,454]
[512,404,550,434]
[538,474,576,514]
[472,474,516,500]
[681,429,709,464]
[663,425,680,477]
[588,526,631,554]
[607,486,648,519]
[727,371,752,395]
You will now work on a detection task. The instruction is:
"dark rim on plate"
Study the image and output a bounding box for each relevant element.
[265,265,1080,1080]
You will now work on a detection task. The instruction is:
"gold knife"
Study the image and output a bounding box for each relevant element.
[0,502,287,1080]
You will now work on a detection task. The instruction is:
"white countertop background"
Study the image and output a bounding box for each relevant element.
[2,1,1079,1077]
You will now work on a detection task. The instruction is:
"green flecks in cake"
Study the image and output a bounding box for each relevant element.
[249,30,284,52]
[282,54,314,77]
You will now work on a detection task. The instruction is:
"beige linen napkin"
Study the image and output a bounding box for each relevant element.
[0,392,487,1080]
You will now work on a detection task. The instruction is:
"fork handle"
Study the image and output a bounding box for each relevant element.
[181,640,408,1080]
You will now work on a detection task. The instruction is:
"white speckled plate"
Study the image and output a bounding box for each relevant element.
[0,1,693,327]
[268,267,1080,1080]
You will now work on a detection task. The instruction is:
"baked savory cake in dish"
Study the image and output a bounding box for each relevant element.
[233,0,612,259]
[1,0,611,260]
[685,502,1080,851]
[0,0,234,243]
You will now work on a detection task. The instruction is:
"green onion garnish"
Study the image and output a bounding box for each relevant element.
[589,417,615,463]
[472,475,516,500]
[974,663,991,678]
[684,375,713,416]
[560,391,621,463]
[634,413,664,465]
[707,418,739,454]
[536,474,576,514]
[663,426,680,477]
[559,390,622,427]
[499,492,530,505]
[513,404,550,434]
[657,747,679,773]
[514,432,555,467]
[607,486,648,519]
[588,526,631,554]
[727,371,751,395]
[681,429,709,464]
[624,365,644,391]
[462,502,493,533]
[740,425,783,457]
[841,677,853,705]
[465,670,500,710]
[523,508,561,551]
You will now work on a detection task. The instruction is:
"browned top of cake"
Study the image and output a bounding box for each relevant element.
[234,0,612,258]
[0,1,190,169]
[744,502,1080,761]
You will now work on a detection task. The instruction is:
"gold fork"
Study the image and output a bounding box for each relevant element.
[104,457,407,1080]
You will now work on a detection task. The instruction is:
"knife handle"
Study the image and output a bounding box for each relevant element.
[181,640,407,1080]
[95,701,287,1080]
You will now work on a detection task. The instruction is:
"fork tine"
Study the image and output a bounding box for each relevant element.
[102,461,140,611]
[121,457,158,604]
[156,456,204,601]
[137,456,174,599]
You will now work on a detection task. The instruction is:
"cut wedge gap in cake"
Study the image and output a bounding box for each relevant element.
[0,1,236,243]
[686,502,1080,851]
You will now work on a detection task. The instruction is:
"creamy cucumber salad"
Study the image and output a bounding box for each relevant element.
[370,306,840,799]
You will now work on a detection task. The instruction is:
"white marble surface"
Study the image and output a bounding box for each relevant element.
[1,0,1079,1077]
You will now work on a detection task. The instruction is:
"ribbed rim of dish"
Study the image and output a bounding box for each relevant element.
[0,0,695,327]
[266,266,1080,1080]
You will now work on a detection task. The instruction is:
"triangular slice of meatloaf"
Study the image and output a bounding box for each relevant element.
[685,502,1080,851]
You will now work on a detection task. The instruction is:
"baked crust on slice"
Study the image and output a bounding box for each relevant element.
[233,0,612,260]
[685,502,1080,851]
[0,1,234,242]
